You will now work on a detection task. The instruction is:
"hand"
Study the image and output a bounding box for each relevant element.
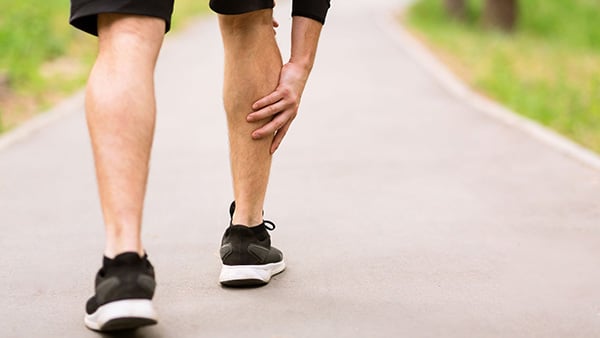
[248,62,310,154]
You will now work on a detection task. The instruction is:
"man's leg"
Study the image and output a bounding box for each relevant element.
[218,9,283,226]
[217,9,286,286]
[87,14,164,257]
[83,14,163,331]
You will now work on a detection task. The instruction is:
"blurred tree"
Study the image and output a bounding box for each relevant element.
[444,0,466,20]
[483,0,518,31]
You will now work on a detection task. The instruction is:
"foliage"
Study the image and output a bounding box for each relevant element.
[0,0,207,132]
[0,1,73,90]
[406,0,600,152]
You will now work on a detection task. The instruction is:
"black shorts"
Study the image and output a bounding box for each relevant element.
[209,0,274,15]
[70,0,275,37]
[70,0,175,36]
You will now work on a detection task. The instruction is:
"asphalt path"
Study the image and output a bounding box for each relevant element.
[2,0,600,337]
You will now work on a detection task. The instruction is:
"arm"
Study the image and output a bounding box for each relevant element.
[248,16,323,154]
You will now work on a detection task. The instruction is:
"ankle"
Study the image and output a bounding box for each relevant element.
[104,219,144,258]
[231,211,263,227]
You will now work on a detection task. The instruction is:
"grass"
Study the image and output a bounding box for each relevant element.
[0,0,208,132]
[404,0,600,152]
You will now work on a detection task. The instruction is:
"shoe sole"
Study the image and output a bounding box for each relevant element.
[219,260,286,287]
[84,299,157,332]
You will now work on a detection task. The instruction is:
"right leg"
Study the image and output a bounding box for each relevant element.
[83,13,164,331]
[216,9,286,286]
[219,9,283,228]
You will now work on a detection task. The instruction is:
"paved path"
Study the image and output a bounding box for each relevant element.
[2,1,600,337]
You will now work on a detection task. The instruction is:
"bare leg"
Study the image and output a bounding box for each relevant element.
[86,14,165,257]
[218,10,283,226]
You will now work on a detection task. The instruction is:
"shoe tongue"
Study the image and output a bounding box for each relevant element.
[104,252,143,267]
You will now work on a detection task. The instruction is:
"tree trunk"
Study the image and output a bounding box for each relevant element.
[444,0,466,20]
[483,0,518,31]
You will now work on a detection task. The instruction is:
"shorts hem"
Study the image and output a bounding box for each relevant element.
[209,0,274,15]
[70,1,173,36]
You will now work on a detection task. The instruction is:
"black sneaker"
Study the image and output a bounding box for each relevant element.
[219,202,286,286]
[84,252,158,331]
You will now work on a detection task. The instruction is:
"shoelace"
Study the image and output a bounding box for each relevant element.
[229,201,276,230]
[263,220,276,231]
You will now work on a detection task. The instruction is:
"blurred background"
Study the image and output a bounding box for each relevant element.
[404,0,600,152]
[0,0,207,132]
[1,2,600,336]
[1,0,599,152]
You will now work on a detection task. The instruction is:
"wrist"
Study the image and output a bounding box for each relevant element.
[288,57,313,75]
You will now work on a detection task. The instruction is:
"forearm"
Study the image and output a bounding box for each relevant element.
[248,15,325,152]
[289,16,323,74]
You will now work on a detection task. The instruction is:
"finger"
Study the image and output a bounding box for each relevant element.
[271,121,291,154]
[252,111,290,139]
[272,18,279,35]
[253,90,283,110]
[248,100,287,121]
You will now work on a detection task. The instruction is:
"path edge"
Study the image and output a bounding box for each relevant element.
[378,11,600,172]
[0,90,85,152]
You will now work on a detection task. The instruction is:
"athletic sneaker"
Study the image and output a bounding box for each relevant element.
[84,252,158,332]
[219,201,286,286]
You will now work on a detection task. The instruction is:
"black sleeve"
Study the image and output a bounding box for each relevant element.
[292,0,331,24]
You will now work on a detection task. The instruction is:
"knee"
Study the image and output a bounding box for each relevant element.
[97,14,165,55]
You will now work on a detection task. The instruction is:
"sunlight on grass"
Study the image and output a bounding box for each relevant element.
[0,0,208,132]
[405,0,600,152]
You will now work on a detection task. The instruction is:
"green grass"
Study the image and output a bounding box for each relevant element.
[0,0,207,132]
[0,2,72,90]
[405,0,600,152]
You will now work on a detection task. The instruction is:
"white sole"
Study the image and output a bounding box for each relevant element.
[219,261,286,286]
[84,299,157,331]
